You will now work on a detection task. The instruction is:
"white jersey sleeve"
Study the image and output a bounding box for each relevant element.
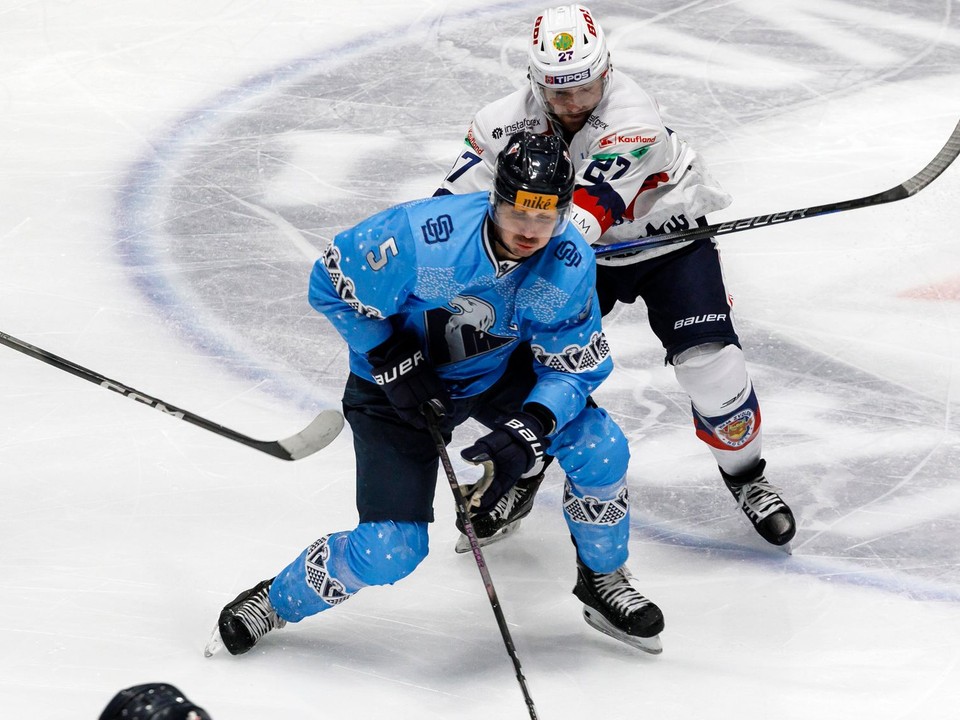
[569,73,732,263]
[438,90,550,196]
[439,74,731,265]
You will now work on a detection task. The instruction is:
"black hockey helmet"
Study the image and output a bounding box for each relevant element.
[99,683,212,720]
[489,131,574,236]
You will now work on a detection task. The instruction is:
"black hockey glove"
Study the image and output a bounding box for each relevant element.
[368,332,450,430]
[460,408,551,512]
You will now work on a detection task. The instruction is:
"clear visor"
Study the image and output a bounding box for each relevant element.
[488,189,572,238]
[532,72,608,121]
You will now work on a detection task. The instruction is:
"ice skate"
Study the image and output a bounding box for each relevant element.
[455,471,544,553]
[722,459,796,551]
[204,578,286,657]
[573,559,664,654]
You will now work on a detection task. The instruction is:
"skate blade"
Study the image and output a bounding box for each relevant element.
[582,607,663,655]
[454,519,521,554]
[204,626,224,658]
[778,540,793,556]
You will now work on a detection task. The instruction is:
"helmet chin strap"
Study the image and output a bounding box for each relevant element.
[486,217,521,261]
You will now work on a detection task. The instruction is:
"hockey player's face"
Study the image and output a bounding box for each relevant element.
[492,203,558,259]
[540,75,605,131]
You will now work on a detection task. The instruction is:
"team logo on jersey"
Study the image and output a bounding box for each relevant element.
[424,295,514,365]
[553,239,582,267]
[421,214,454,243]
[552,32,574,51]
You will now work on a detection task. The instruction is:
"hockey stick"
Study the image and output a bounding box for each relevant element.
[595,117,960,260]
[0,330,343,461]
[423,402,539,720]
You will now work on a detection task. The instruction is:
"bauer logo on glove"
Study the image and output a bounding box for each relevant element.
[371,348,425,386]
[460,410,549,512]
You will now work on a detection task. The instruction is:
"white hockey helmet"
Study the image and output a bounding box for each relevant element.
[528,5,610,104]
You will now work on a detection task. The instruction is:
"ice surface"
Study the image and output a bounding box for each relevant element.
[1,0,959,717]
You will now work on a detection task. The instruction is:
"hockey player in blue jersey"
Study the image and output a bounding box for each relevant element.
[204,132,665,658]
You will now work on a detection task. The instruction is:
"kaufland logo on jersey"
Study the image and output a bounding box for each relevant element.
[598,132,657,148]
[544,68,592,86]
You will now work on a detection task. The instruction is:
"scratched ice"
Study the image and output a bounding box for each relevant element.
[1,1,959,718]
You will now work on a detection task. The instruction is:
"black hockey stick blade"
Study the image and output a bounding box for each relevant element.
[0,330,344,461]
[596,116,960,259]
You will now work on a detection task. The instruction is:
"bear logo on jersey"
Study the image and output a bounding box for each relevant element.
[424,295,514,365]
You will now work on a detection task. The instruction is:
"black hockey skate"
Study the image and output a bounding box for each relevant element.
[204,578,286,657]
[454,471,545,553]
[721,459,796,549]
[573,558,664,654]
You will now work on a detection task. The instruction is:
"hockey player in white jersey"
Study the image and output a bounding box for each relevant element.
[439,4,795,550]
[205,133,664,659]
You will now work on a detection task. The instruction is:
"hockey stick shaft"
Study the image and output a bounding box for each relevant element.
[0,330,342,461]
[596,117,960,259]
[423,403,539,720]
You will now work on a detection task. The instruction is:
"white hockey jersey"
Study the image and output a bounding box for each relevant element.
[439,71,732,265]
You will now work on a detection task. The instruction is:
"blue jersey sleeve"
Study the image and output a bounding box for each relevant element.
[308,204,419,354]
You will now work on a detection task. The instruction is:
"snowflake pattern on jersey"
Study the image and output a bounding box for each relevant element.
[413,265,464,303]
[517,277,571,324]
[532,330,610,373]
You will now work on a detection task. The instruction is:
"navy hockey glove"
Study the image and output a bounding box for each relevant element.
[368,332,450,429]
[460,409,551,512]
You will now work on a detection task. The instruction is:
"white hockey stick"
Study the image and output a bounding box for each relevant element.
[0,330,343,461]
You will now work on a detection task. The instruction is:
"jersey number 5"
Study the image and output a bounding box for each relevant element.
[366,237,398,270]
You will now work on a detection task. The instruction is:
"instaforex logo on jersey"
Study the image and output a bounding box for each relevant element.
[585,115,608,131]
[492,117,542,140]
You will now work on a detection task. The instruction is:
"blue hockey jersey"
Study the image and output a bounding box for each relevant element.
[308,192,612,430]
